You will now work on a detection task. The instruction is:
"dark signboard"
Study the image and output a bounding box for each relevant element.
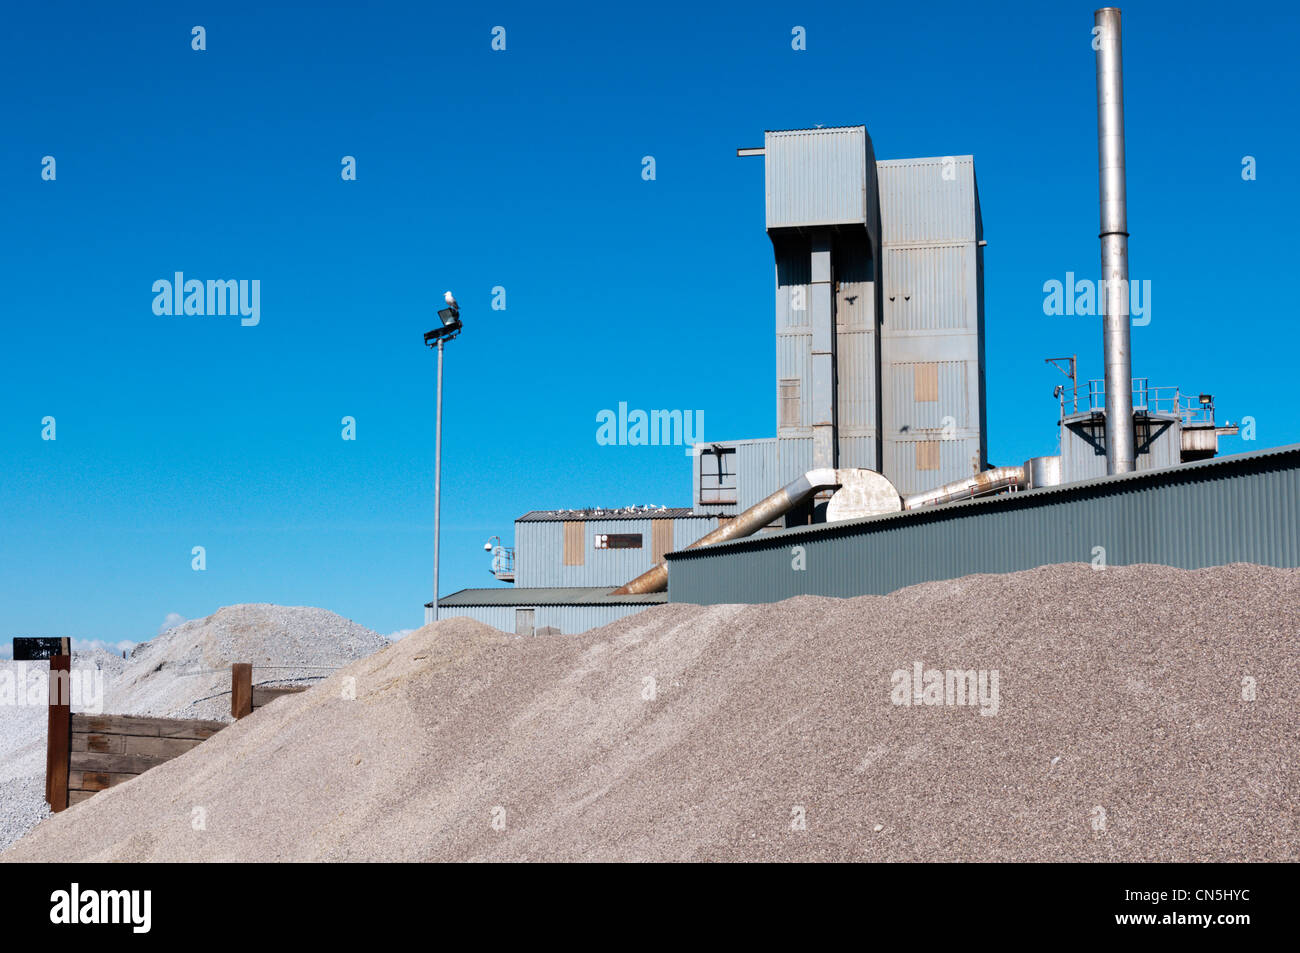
[12,637,69,661]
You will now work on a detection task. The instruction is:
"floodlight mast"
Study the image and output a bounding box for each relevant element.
[425,299,462,622]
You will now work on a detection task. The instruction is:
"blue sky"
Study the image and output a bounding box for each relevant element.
[3,0,1298,649]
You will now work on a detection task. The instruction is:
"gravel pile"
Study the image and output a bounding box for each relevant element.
[104,604,389,721]
[4,562,1296,862]
[0,606,385,853]
[0,650,124,852]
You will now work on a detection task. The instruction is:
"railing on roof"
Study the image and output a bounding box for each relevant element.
[489,546,515,582]
[1058,378,1216,427]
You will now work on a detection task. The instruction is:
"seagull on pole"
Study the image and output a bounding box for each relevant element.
[444,291,459,313]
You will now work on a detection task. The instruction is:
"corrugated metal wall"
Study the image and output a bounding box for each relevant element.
[1061,417,1183,482]
[774,233,883,461]
[692,437,816,514]
[876,156,978,243]
[435,604,653,635]
[835,231,879,470]
[667,449,1300,605]
[516,516,718,587]
[883,245,969,330]
[885,437,971,486]
[775,330,813,431]
[889,360,968,430]
[774,235,811,331]
[877,156,985,496]
[765,127,868,229]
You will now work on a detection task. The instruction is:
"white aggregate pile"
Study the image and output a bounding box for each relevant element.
[104,605,389,721]
[0,606,386,852]
[0,650,124,852]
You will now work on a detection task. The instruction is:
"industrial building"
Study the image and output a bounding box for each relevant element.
[430,8,1284,635]
[431,508,716,631]
[433,127,995,631]
[697,131,989,512]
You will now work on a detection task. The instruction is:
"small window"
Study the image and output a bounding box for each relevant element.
[651,520,674,562]
[594,533,642,549]
[699,447,738,505]
[563,521,584,566]
[779,379,802,429]
[916,441,941,471]
[914,363,939,402]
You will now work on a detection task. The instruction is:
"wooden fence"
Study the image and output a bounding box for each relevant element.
[46,660,309,812]
[67,713,225,806]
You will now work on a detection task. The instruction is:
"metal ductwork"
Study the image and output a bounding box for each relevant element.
[1024,455,1063,489]
[613,468,850,595]
[615,461,1034,595]
[901,466,1025,510]
[1095,6,1135,474]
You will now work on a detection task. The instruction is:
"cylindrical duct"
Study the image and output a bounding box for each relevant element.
[613,468,844,595]
[1024,456,1062,489]
[901,466,1025,510]
[1095,7,1135,474]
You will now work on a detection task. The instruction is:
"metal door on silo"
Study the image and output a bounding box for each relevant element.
[515,608,535,637]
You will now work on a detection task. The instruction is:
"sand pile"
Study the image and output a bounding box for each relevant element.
[4,563,1297,862]
[104,604,389,721]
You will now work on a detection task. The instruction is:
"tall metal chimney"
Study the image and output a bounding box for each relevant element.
[1094,7,1135,474]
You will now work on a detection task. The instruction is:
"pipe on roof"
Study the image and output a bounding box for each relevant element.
[901,466,1025,509]
[615,463,1028,595]
[612,468,843,595]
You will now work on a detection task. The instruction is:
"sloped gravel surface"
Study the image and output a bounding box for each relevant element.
[104,604,388,721]
[5,563,1296,862]
[0,650,123,851]
[0,607,385,852]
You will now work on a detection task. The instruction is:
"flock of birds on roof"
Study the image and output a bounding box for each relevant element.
[550,505,672,517]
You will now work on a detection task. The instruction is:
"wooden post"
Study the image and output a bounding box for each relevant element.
[231,663,253,719]
[46,655,71,812]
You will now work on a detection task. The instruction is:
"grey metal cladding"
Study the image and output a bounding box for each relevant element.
[436,603,660,636]
[878,153,985,495]
[883,244,973,332]
[666,445,1300,604]
[889,360,968,431]
[514,516,718,587]
[1061,416,1183,482]
[436,586,668,607]
[765,126,871,229]
[877,156,978,244]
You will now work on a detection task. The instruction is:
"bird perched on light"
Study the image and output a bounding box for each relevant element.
[444,291,459,313]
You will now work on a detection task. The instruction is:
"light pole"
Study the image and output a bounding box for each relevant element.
[425,294,463,622]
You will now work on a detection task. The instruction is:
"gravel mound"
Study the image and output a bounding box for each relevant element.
[0,606,385,852]
[105,604,389,721]
[0,650,124,852]
[4,563,1297,862]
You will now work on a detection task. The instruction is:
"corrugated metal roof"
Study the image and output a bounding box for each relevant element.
[764,125,865,134]
[666,443,1300,558]
[429,587,669,608]
[516,508,699,522]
